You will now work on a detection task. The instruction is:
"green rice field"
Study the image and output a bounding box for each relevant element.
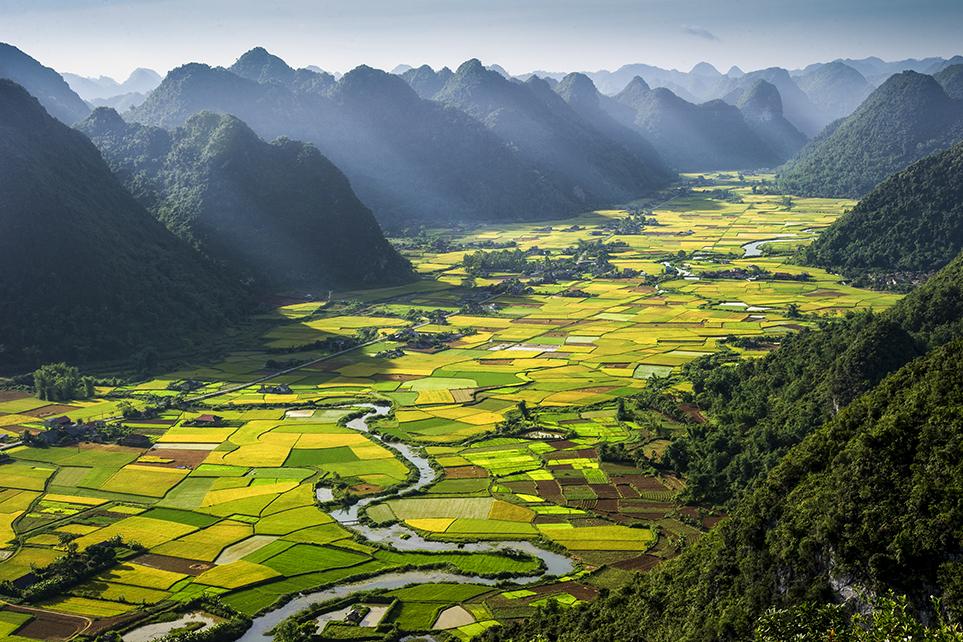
[0,174,902,640]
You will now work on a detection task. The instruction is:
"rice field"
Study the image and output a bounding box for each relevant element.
[0,174,903,639]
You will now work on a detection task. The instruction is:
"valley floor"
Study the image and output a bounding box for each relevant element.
[0,173,902,642]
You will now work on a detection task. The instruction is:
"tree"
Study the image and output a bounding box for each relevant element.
[32,363,95,402]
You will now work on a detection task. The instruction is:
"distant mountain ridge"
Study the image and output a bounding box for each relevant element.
[433,59,671,203]
[0,79,245,370]
[608,77,787,170]
[63,67,162,101]
[78,107,412,290]
[129,49,669,225]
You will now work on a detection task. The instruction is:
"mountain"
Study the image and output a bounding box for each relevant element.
[484,250,963,642]
[719,67,824,135]
[935,63,963,99]
[0,80,245,370]
[778,71,963,197]
[553,72,672,180]
[795,60,873,123]
[89,91,149,112]
[734,79,807,161]
[62,68,162,101]
[228,46,298,85]
[78,108,411,290]
[0,42,89,124]
[434,59,670,204]
[801,140,963,278]
[400,64,453,99]
[128,51,585,225]
[612,77,779,170]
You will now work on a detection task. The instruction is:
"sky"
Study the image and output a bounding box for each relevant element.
[0,0,961,79]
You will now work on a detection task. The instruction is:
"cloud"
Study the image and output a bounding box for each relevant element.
[682,25,720,41]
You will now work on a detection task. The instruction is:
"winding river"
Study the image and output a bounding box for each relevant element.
[741,235,801,258]
[231,403,575,641]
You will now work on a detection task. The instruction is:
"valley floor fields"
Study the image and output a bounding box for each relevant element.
[0,173,902,641]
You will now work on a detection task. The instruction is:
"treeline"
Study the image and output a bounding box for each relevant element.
[0,537,129,602]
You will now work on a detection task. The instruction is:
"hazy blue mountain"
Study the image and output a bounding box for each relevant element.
[779,71,963,197]
[63,67,162,101]
[735,79,807,161]
[228,46,298,84]
[794,61,873,124]
[435,59,670,203]
[89,91,149,112]
[78,107,411,290]
[612,77,778,170]
[0,42,89,124]
[553,72,672,180]
[0,79,245,369]
[130,50,581,225]
[717,67,824,135]
[400,64,453,99]
[935,64,963,100]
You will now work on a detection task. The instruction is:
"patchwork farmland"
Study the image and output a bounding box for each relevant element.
[0,174,902,641]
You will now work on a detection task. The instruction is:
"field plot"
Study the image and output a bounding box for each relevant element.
[0,174,903,639]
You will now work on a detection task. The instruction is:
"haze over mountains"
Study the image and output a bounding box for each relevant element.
[77,107,412,290]
[127,47,670,225]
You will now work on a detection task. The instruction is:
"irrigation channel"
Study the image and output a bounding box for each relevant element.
[228,403,576,641]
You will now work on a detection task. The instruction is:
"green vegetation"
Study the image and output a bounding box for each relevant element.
[671,251,963,506]
[778,71,963,198]
[800,140,963,283]
[0,79,246,371]
[78,108,412,290]
[32,363,95,401]
[483,335,963,641]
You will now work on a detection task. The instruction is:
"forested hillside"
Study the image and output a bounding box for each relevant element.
[778,71,963,197]
[484,336,963,642]
[0,80,245,370]
[78,107,412,290]
[669,250,963,506]
[800,140,963,279]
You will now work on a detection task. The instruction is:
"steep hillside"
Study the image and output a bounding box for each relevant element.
[0,80,244,370]
[670,248,963,507]
[612,78,779,170]
[935,63,963,100]
[0,42,89,124]
[735,79,807,161]
[801,140,963,279]
[128,51,581,225]
[435,60,670,204]
[78,108,412,290]
[778,71,963,197]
